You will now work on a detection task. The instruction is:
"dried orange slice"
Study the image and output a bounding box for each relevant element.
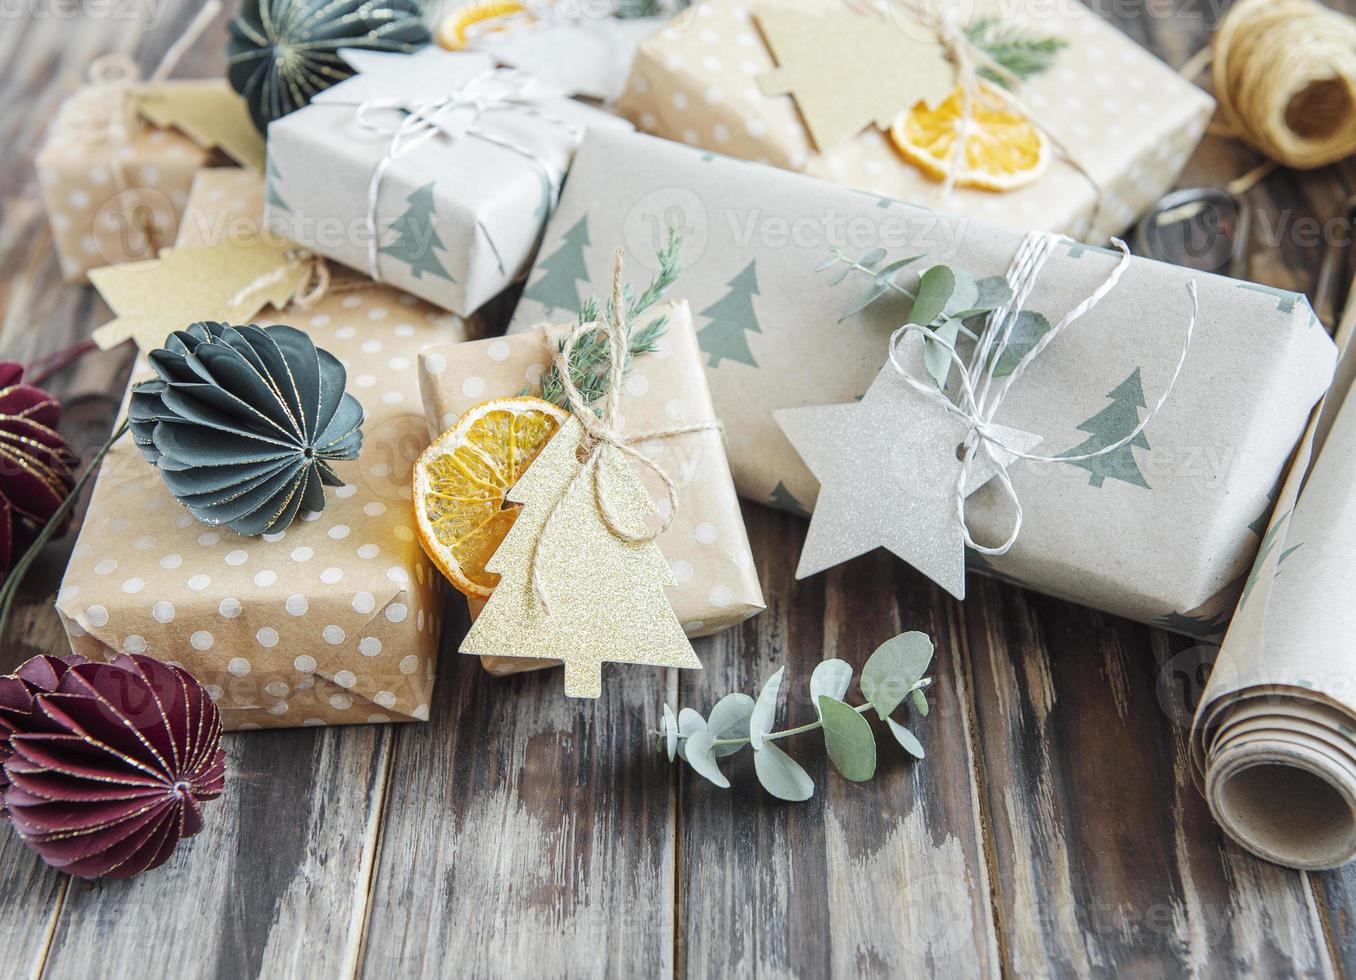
[414,396,568,599]
[435,1,532,50]
[889,82,1049,192]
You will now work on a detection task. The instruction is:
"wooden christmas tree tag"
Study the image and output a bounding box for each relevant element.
[90,238,311,351]
[755,4,956,153]
[460,416,703,698]
[136,80,266,171]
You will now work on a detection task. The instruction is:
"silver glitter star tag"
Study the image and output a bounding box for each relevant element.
[775,337,1042,599]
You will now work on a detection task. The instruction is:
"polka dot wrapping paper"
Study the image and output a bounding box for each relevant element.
[614,0,1215,243]
[509,128,1338,634]
[418,301,765,677]
[55,169,472,731]
[36,80,210,284]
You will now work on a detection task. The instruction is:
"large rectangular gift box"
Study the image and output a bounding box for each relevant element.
[509,129,1337,633]
[419,300,766,656]
[56,169,469,731]
[265,46,632,316]
[616,0,1214,242]
[37,75,262,283]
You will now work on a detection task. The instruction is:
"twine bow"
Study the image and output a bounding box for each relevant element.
[354,67,581,283]
[889,230,1198,556]
[529,250,721,613]
[226,247,345,313]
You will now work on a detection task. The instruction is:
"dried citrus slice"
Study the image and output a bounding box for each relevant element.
[889,82,1049,192]
[435,1,532,50]
[414,396,568,599]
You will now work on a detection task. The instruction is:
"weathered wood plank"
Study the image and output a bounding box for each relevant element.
[676,510,999,979]
[358,598,678,980]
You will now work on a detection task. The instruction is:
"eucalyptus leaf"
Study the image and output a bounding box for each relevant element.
[818,696,877,782]
[943,267,980,318]
[816,253,842,273]
[859,246,887,269]
[662,703,679,762]
[874,255,926,284]
[684,731,731,789]
[908,265,956,326]
[754,740,815,801]
[951,275,1013,317]
[750,666,785,750]
[810,659,854,715]
[924,317,962,390]
[911,687,930,717]
[828,264,854,286]
[676,707,707,761]
[838,283,894,323]
[991,311,1053,377]
[887,718,927,759]
[861,632,935,720]
[706,692,756,758]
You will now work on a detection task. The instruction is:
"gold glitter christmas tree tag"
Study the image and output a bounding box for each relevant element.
[136,81,266,171]
[89,239,311,351]
[460,416,703,698]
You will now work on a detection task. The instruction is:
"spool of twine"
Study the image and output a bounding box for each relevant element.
[1205,0,1356,170]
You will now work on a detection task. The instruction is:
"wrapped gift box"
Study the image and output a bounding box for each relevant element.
[615,0,1214,242]
[508,129,1337,633]
[36,76,261,283]
[265,46,632,316]
[419,300,765,661]
[56,169,470,731]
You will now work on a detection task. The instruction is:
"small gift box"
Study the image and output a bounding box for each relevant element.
[418,300,765,666]
[265,46,632,316]
[36,62,262,283]
[509,128,1338,634]
[615,0,1214,242]
[55,169,469,731]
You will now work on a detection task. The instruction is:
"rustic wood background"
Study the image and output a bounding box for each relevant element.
[2,1,1355,977]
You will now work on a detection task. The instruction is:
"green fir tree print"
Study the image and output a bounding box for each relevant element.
[770,480,809,518]
[522,215,590,314]
[1059,368,1151,489]
[698,261,762,368]
[381,183,455,282]
[266,158,289,213]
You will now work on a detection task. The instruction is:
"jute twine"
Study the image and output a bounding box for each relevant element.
[529,250,721,613]
[1184,0,1356,182]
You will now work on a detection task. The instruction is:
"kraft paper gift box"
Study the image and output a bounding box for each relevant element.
[418,300,766,663]
[615,0,1214,243]
[37,73,262,283]
[509,128,1337,634]
[265,46,632,316]
[56,169,470,731]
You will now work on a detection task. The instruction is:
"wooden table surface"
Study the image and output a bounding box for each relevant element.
[3,2,1356,978]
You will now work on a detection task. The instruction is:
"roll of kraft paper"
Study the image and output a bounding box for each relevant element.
[1194,306,1356,869]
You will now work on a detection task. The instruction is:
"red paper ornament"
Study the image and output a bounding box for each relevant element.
[0,363,78,577]
[2,654,226,879]
[0,655,83,816]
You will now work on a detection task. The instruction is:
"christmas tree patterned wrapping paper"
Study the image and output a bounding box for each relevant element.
[509,129,1337,634]
[56,169,471,731]
[615,0,1214,243]
[418,300,765,660]
[37,82,204,283]
[264,47,633,317]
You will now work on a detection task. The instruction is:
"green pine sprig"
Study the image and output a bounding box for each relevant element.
[657,632,934,801]
[964,17,1068,87]
[537,225,683,408]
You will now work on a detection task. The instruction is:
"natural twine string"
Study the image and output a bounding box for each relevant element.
[528,249,721,613]
[227,249,371,312]
[1183,0,1356,179]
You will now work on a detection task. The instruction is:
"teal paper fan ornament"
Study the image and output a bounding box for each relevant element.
[129,322,365,536]
[226,0,431,132]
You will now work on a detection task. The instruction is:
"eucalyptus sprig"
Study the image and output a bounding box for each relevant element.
[821,246,1057,390]
[657,632,934,801]
[964,17,1068,86]
[537,225,684,408]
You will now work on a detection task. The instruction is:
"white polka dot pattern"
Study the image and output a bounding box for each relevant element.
[53,171,459,732]
[614,0,1214,244]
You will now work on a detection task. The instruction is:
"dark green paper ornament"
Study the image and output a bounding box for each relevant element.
[226,0,431,133]
[130,322,365,537]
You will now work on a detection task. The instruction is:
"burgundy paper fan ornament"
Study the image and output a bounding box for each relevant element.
[2,654,226,879]
[0,655,84,816]
[0,363,78,578]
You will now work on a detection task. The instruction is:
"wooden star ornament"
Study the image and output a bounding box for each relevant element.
[774,335,1042,599]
